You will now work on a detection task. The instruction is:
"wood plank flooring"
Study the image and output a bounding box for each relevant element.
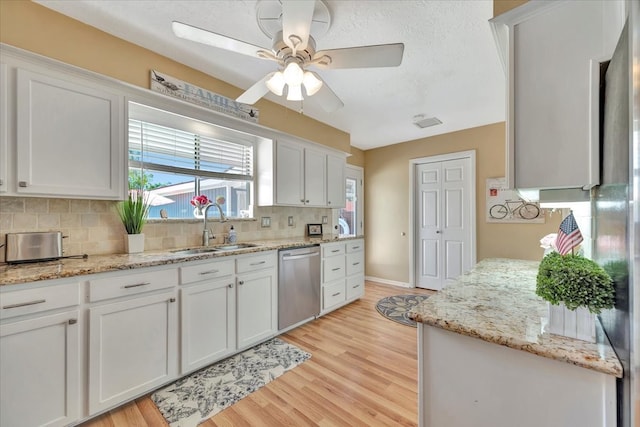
[80,282,435,427]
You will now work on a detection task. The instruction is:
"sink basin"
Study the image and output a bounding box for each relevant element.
[171,243,258,255]
[171,248,220,255]
[213,243,258,251]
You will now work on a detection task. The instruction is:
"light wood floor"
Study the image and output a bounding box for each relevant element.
[81,282,435,427]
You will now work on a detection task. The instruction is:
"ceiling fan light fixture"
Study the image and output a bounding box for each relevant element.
[283,62,304,86]
[302,71,323,96]
[266,71,285,96]
[286,84,303,101]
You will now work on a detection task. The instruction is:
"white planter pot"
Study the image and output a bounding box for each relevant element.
[125,233,145,254]
[547,302,596,343]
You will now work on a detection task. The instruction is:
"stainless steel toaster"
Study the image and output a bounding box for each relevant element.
[5,231,63,263]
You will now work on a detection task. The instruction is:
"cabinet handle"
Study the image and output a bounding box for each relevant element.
[3,299,46,309]
[228,283,234,288]
[332,292,341,297]
[332,267,341,271]
[352,284,360,289]
[0,179,3,186]
[305,200,309,203]
[18,181,28,188]
[436,230,441,234]
[331,249,340,253]
[328,201,331,205]
[68,319,77,325]
[168,298,176,303]
[300,199,305,203]
[250,261,266,266]
[352,246,360,250]
[238,280,245,285]
[124,282,150,289]
[199,269,219,275]
[353,262,360,266]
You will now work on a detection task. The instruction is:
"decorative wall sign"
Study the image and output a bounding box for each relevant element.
[150,70,259,123]
[486,177,544,223]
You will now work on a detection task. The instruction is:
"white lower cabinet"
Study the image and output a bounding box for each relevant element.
[0,310,80,427]
[236,268,277,349]
[320,239,365,314]
[180,259,236,374]
[0,280,81,427]
[86,267,179,414]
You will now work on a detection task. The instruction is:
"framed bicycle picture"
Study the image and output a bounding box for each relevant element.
[307,223,323,236]
[486,178,545,223]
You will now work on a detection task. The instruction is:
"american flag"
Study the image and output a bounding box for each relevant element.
[556,212,583,255]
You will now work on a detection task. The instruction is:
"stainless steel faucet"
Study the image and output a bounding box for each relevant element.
[202,203,227,246]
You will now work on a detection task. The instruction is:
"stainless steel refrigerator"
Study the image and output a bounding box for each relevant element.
[594,5,639,426]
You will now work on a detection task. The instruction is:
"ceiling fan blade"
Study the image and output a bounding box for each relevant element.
[312,77,344,113]
[236,73,275,105]
[172,21,266,58]
[282,0,315,52]
[313,43,405,69]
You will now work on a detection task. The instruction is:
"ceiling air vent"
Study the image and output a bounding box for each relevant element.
[413,115,442,129]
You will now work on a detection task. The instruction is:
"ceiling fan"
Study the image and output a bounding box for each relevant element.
[172,0,404,112]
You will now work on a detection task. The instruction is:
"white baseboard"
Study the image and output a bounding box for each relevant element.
[365,276,412,288]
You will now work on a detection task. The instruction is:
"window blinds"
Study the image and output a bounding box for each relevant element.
[128,118,253,181]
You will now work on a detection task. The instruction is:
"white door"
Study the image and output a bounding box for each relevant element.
[339,165,364,236]
[416,155,474,290]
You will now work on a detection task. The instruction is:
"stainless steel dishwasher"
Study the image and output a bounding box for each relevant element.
[278,245,321,331]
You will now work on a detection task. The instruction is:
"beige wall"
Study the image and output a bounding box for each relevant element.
[364,122,561,284]
[0,0,350,153]
[348,146,365,168]
[493,0,528,17]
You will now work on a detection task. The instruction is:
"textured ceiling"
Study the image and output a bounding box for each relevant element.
[35,0,505,150]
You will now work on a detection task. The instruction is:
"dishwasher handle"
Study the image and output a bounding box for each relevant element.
[281,251,320,261]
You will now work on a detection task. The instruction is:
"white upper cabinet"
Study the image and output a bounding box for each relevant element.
[15,68,124,199]
[490,0,626,190]
[257,137,347,207]
[0,62,7,194]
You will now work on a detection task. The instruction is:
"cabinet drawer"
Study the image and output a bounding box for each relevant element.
[346,251,364,276]
[322,243,345,257]
[236,252,276,274]
[346,275,364,300]
[0,282,79,320]
[323,255,345,283]
[346,240,364,253]
[88,268,178,302]
[323,281,346,311]
[180,259,235,285]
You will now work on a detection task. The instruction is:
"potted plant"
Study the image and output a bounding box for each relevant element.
[536,252,615,342]
[116,189,151,253]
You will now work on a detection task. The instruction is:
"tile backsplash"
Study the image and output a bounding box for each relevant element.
[0,197,336,263]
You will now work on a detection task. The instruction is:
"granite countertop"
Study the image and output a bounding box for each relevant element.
[409,258,623,378]
[0,235,363,286]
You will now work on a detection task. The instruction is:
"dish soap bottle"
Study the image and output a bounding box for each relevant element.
[228,225,237,243]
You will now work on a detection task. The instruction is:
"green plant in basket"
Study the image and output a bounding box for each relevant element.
[116,190,150,235]
[536,252,615,314]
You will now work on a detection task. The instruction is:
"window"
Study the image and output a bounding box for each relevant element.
[128,102,261,219]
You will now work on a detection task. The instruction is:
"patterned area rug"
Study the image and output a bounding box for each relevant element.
[375,294,430,327]
[151,338,311,427]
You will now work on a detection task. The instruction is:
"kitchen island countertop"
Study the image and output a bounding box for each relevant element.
[0,235,363,287]
[409,258,622,378]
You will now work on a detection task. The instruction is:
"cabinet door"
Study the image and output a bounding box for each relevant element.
[304,147,327,206]
[275,140,305,205]
[1,311,80,427]
[326,154,346,208]
[88,290,177,413]
[236,269,277,349]
[16,68,124,199]
[181,279,236,374]
[0,62,7,194]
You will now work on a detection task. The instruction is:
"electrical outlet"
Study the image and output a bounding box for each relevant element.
[261,217,271,227]
[288,216,294,226]
[322,216,328,224]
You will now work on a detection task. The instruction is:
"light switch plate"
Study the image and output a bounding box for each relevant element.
[322,216,328,224]
[288,216,294,226]
[261,217,271,227]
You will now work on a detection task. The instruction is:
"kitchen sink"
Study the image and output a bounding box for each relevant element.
[171,243,258,255]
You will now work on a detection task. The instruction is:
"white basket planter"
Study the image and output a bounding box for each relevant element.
[547,302,596,343]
